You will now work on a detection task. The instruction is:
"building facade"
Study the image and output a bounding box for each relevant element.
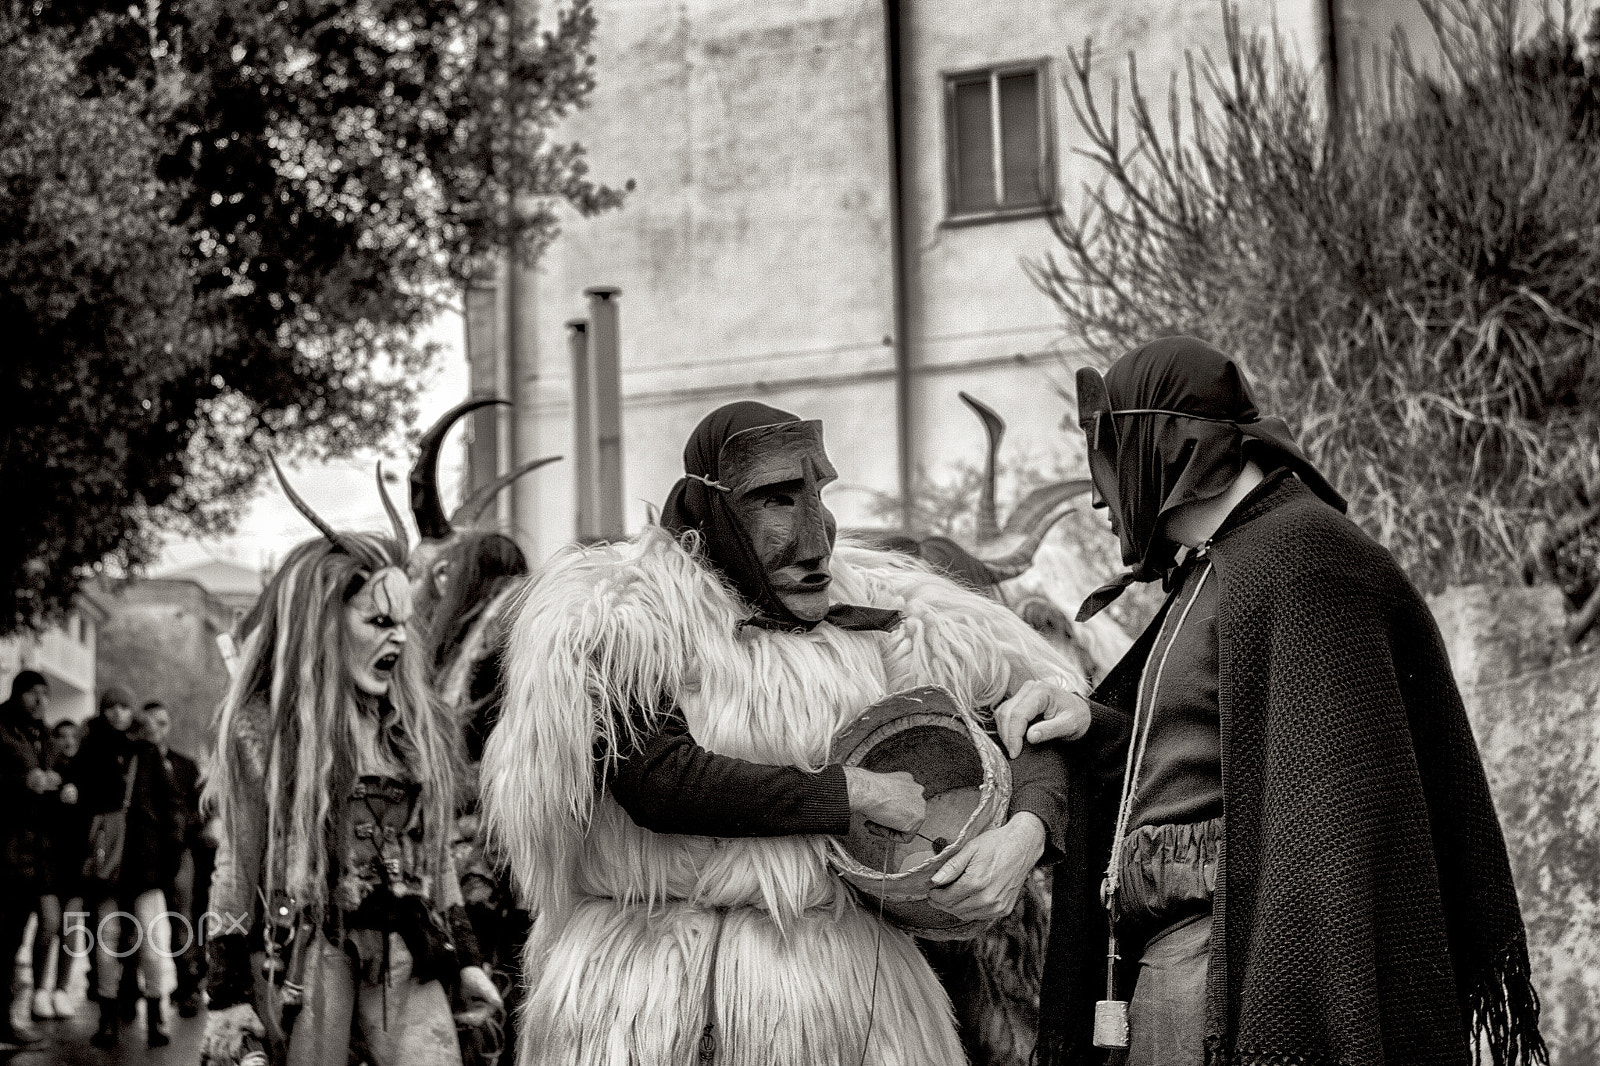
[0,594,110,724]
[465,0,1424,561]
[94,560,263,760]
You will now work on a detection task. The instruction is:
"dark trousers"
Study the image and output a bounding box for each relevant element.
[172,845,214,998]
[1111,911,1212,1066]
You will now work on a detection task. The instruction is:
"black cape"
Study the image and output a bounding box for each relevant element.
[1038,475,1543,1066]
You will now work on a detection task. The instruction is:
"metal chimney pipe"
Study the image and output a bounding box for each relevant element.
[463,277,501,502]
[585,286,624,541]
[497,256,522,531]
[566,318,595,541]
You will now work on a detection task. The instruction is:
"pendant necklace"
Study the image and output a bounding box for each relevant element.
[1095,555,1213,1049]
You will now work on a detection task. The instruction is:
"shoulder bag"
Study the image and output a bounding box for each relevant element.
[82,754,138,885]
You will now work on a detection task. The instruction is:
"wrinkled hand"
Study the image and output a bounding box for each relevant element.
[200,1002,266,1066]
[60,782,78,805]
[995,680,1092,758]
[926,813,1047,923]
[842,766,926,839]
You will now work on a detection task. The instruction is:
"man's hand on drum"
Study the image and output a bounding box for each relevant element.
[994,678,1091,758]
[842,766,927,839]
[927,812,1046,922]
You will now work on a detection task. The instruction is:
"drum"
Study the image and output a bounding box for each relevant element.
[828,685,1012,940]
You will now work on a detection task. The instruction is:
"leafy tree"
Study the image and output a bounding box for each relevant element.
[1031,0,1600,629]
[0,0,625,634]
[0,20,200,634]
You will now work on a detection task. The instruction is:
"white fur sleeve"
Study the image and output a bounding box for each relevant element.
[478,531,724,916]
[833,540,1088,714]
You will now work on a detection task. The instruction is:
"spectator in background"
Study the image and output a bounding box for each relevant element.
[0,671,63,1048]
[136,701,211,1018]
[24,712,84,1027]
[33,719,88,1021]
[73,686,182,1050]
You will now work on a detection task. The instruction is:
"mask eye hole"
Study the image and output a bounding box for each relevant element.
[746,479,803,509]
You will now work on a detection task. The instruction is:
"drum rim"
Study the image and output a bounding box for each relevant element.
[827,685,1012,885]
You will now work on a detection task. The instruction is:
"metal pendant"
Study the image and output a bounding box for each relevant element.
[1093,998,1130,1049]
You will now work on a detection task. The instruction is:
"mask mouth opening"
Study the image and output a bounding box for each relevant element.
[373,652,400,674]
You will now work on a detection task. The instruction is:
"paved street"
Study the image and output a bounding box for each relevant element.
[4,1002,205,1065]
[8,925,201,1063]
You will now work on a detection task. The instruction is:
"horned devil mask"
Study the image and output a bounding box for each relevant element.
[662,402,899,633]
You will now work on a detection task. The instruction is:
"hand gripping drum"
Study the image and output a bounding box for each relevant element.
[827,686,1012,941]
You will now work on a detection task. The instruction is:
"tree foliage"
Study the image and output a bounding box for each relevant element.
[1031,0,1600,613]
[0,21,200,633]
[0,0,625,634]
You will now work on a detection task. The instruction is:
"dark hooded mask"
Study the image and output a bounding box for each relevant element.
[661,402,900,634]
[1075,337,1344,617]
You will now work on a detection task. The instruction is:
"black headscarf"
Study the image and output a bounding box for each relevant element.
[661,401,900,634]
[1077,337,1344,619]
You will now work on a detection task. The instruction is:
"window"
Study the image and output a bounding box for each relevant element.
[944,60,1055,222]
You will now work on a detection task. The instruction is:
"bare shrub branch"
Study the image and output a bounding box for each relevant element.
[1031,1,1600,612]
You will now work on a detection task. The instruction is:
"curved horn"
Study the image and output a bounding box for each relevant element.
[449,455,563,529]
[959,392,1005,544]
[375,462,409,546]
[269,454,350,553]
[410,397,509,540]
[973,479,1092,582]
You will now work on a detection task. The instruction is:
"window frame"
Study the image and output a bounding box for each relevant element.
[941,57,1058,226]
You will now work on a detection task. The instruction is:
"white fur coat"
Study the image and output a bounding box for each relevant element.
[480,528,1084,1066]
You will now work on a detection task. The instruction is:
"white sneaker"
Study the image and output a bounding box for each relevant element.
[29,988,55,1020]
[52,989,74,1019]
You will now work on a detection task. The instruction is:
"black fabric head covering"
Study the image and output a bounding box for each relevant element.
[661,401,900,634]
[1077,337,1344,619]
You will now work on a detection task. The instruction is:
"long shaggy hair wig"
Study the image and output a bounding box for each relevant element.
[207,532,461,922]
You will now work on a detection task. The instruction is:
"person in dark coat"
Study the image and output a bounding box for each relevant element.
[418,531,532,1062]
[33,718,89,1021]
[136,700,213,1017]
[1030,338,1543,1066]
[0,670,61,1048]
[72,686,183,1049]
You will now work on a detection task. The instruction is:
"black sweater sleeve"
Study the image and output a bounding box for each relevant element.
[606,711,853,838]
[1006,738,1073,865]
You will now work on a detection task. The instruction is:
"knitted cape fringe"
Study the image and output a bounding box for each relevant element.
[1195,942,1547,1066]
[1467,937,1547,1066]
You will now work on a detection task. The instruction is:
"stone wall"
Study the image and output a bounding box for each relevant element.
[96,579,230,763]
[1429,584,1600,1066]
